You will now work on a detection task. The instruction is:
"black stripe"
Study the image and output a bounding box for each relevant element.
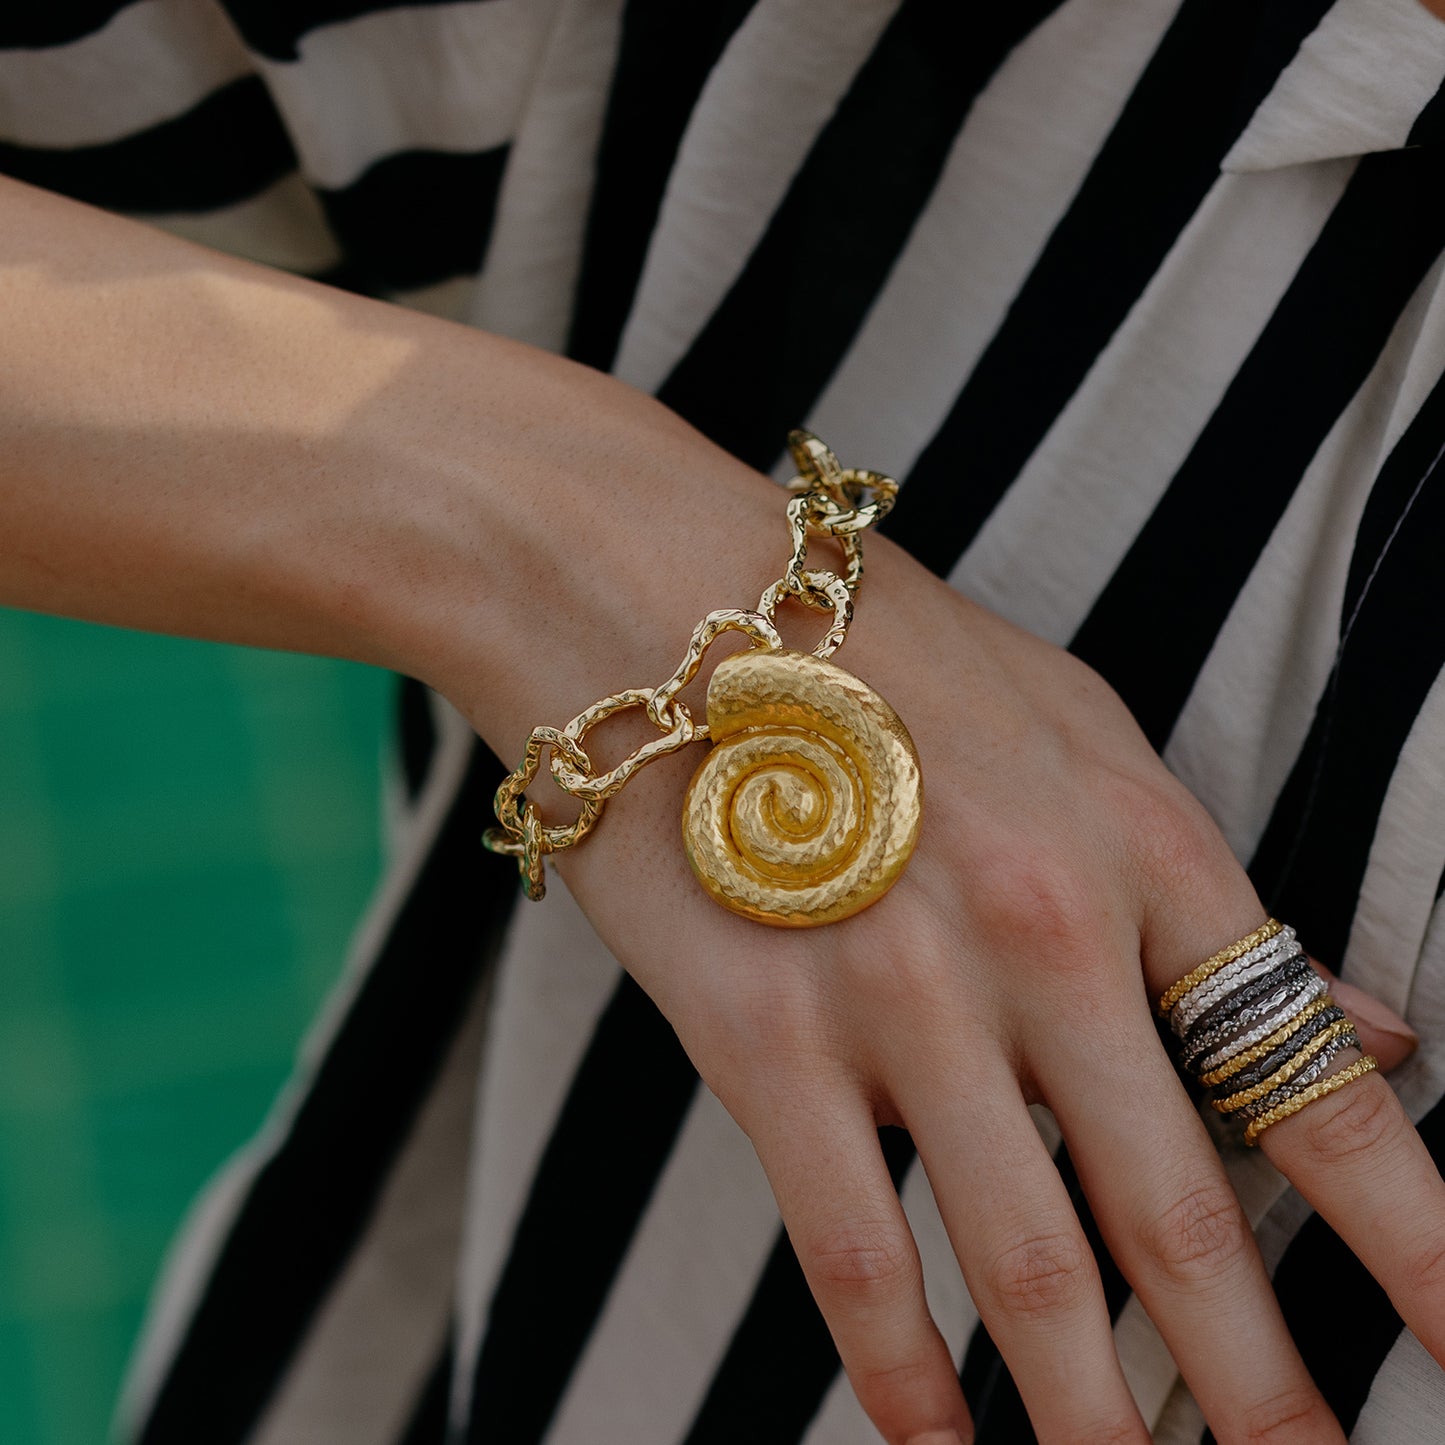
[317,146,509,293]
[567,0,758,371]
[306,258,381,295]
[398,1332,453,1445]
[397,678,439,801]
[0,0,131,48]
[0,75,295,215]
[962,1146,1132,1445]
[218,0,465,62]
[1053,150,1445,1437]
[136,740,515,1445]
[681,1128,916,1445]
[923,9,1337,1428]
[960,68,1445,1444]
[960,1322,1028,1443]
[1262,1083,1445,1435]
[1249,376,1445,965]
[1070,141,1445,751]
[654,0,1062,471]
[885,0,1335,576]
[1411,72,1445,150]
[464,975,700,1445]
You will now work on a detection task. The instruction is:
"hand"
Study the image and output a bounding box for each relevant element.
[4,171,1427,1439]
[432,428,1441,1445]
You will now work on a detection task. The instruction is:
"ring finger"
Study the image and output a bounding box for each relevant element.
[1150,913,1445,1376]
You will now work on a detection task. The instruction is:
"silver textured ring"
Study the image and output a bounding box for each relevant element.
[1181,971,1327,1071]
[1170,929,1298,1033]
[1187,973,1330,1074]
[1235,1030,1362,1120]
[1166,920,1368,1141]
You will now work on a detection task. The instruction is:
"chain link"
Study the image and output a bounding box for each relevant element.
[481,430,899,900]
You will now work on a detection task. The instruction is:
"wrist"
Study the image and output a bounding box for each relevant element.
[384,352,784,753]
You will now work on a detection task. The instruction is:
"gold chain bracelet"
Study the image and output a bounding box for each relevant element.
[482,431,924,927]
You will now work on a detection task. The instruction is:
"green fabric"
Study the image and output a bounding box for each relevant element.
[0,611,391,1445]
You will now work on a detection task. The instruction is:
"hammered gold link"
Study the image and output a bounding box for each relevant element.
[786,429,898,536]
[481,432,903,901]
[489,726,589,837]
[783,493,822,599]
[485,725,604,854]
[788,429,846,492]
[553,689,698,799]
[815,483,897,535]
[758,572,853,660]
[806,573,854,658]
[782,491,864,600]
[647,609,783,733]
[519,804,546,900]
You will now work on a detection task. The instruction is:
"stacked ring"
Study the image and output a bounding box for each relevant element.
[1159,918,1378,1146]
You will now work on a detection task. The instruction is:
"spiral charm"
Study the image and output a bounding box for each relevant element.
[682,649,923,926]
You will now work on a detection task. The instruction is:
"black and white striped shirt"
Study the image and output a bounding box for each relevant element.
[4,1,1445,1440]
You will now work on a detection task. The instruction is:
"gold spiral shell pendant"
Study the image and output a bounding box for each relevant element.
[682,649,923,926]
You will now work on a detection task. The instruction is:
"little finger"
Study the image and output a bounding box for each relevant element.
[750,1089,972,1445]
[1304,956,1417,1071]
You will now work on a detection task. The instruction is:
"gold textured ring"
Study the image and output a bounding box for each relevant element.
[1158,917,1284,1016]
[1211,1017,1359,1113]
[757,572,853,660]
[1243,1056,1380,1146]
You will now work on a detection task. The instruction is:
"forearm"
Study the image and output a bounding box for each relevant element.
[0,176,782,748]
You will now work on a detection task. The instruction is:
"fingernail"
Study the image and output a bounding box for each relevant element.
[1334,980,1419,1047]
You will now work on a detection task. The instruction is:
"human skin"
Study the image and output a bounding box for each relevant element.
[1,174,1440,1445]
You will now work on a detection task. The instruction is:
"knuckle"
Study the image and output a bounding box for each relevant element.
[807,1222,917,1298]
[982,1230,1091,1318]
[850,921,955,1012]
[1115,775,1228,891]
[723,972,827,1062]
[1071,1421,1146,1445]
[1140,1184,1250,1286]
[851,1353,936,1404]
[968,850,1105,963]
[1235,1385,1334,1442]
[1292,1075,1401,1164]
[1404,1230,1445,1298]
